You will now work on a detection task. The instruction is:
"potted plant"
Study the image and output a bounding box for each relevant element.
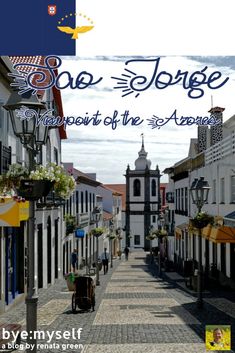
[146,234,156,241]
[0,163,76,200]
[190,212,214,229]
[30,163,76,199]
[17,179,54,200]
[0,164,29,195]
[90,227,104,237]
[64,214,76,235]
[152,229,168,240]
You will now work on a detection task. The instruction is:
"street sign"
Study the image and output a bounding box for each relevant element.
[75,229,85,238]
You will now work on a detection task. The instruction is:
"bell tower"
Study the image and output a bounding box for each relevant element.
[125,135,161,249]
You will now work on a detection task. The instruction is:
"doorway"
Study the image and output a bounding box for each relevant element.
[47,217,51,284]
[54,219,58,279]
[37,224,43,288]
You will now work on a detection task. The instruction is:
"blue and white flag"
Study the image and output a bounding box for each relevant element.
[0,0,95,55]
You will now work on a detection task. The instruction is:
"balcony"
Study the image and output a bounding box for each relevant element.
[205,133,235,165]
[77,213,89,228]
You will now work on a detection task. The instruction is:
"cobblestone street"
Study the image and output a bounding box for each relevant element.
[0,250,234,352]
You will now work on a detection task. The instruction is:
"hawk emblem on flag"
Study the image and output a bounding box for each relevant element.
[57,12,94,40]
[57,26,94,39]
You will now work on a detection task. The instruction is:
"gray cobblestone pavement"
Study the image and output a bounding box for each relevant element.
[0,250,234,352]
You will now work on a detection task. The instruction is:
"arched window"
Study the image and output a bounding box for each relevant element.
[133,179,141,196]
[152,179,156,196]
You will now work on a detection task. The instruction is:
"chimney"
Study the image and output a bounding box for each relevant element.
[208,106,224,146]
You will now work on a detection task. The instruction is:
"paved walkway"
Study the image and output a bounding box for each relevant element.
[0,250,234,352]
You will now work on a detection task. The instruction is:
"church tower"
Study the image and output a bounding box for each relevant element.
[125,135,161,249]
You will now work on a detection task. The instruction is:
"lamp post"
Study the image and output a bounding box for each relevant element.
[117,227,122,259]
[149,225,154,264]
[190,177,210,308]
[157,217,163,277]
[4,92,48,353]
[110,237,113,268]
[92,207,101,286]
[109,221,114,268]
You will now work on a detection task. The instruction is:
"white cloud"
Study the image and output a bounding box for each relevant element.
[60,56,235,183]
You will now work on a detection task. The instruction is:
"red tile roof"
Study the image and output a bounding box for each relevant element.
[103,211,113,221]
[9,56,67,140]
[104,184,126,211]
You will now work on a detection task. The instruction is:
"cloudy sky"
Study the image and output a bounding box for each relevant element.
[60,56,235,184]
[57,0,235,184]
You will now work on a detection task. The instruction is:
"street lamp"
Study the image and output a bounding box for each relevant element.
[190,177,210,308]
[92,206,102,286]
[109,221,114,268]
[157,216,164,277]
[4,92,48,353]
[116,227,122,259]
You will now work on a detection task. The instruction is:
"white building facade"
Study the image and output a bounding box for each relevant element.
[0,56,66,313]
[164,107,235,289]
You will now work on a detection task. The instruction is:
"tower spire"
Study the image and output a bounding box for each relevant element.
[141,133,144,148]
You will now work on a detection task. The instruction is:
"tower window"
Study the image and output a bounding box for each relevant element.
[151,179,156,196]
[133,179,141,196]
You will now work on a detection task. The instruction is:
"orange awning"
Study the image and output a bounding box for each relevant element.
[0,197,29,227]
[209,226,235,243]
[202,224,212,239]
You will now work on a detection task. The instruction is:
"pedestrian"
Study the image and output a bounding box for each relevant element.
[101,248,109,274]
[71,249,78,273]
[124,246,129,260]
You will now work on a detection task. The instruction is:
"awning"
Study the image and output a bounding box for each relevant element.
[202,224,213,239]
[209,226,235,243]
[0,197,29,227]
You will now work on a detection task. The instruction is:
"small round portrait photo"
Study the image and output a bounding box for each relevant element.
[205,325,231,351]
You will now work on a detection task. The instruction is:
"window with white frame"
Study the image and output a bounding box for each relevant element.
[231,176,235,203]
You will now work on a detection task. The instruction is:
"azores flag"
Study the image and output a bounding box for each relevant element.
[0,0,80,55]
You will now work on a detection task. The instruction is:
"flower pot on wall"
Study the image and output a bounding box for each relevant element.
[17,180,54,201]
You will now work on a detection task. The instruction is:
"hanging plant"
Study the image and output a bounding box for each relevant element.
[64,214,76,235]
[90,227,104,237]
[108,233,116,240]
[0,163,76,199]
[0,164,29,195]
[30,163,76,199]
[152,229,168,239]
[190,212,214,229]
[146,234,156,241]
